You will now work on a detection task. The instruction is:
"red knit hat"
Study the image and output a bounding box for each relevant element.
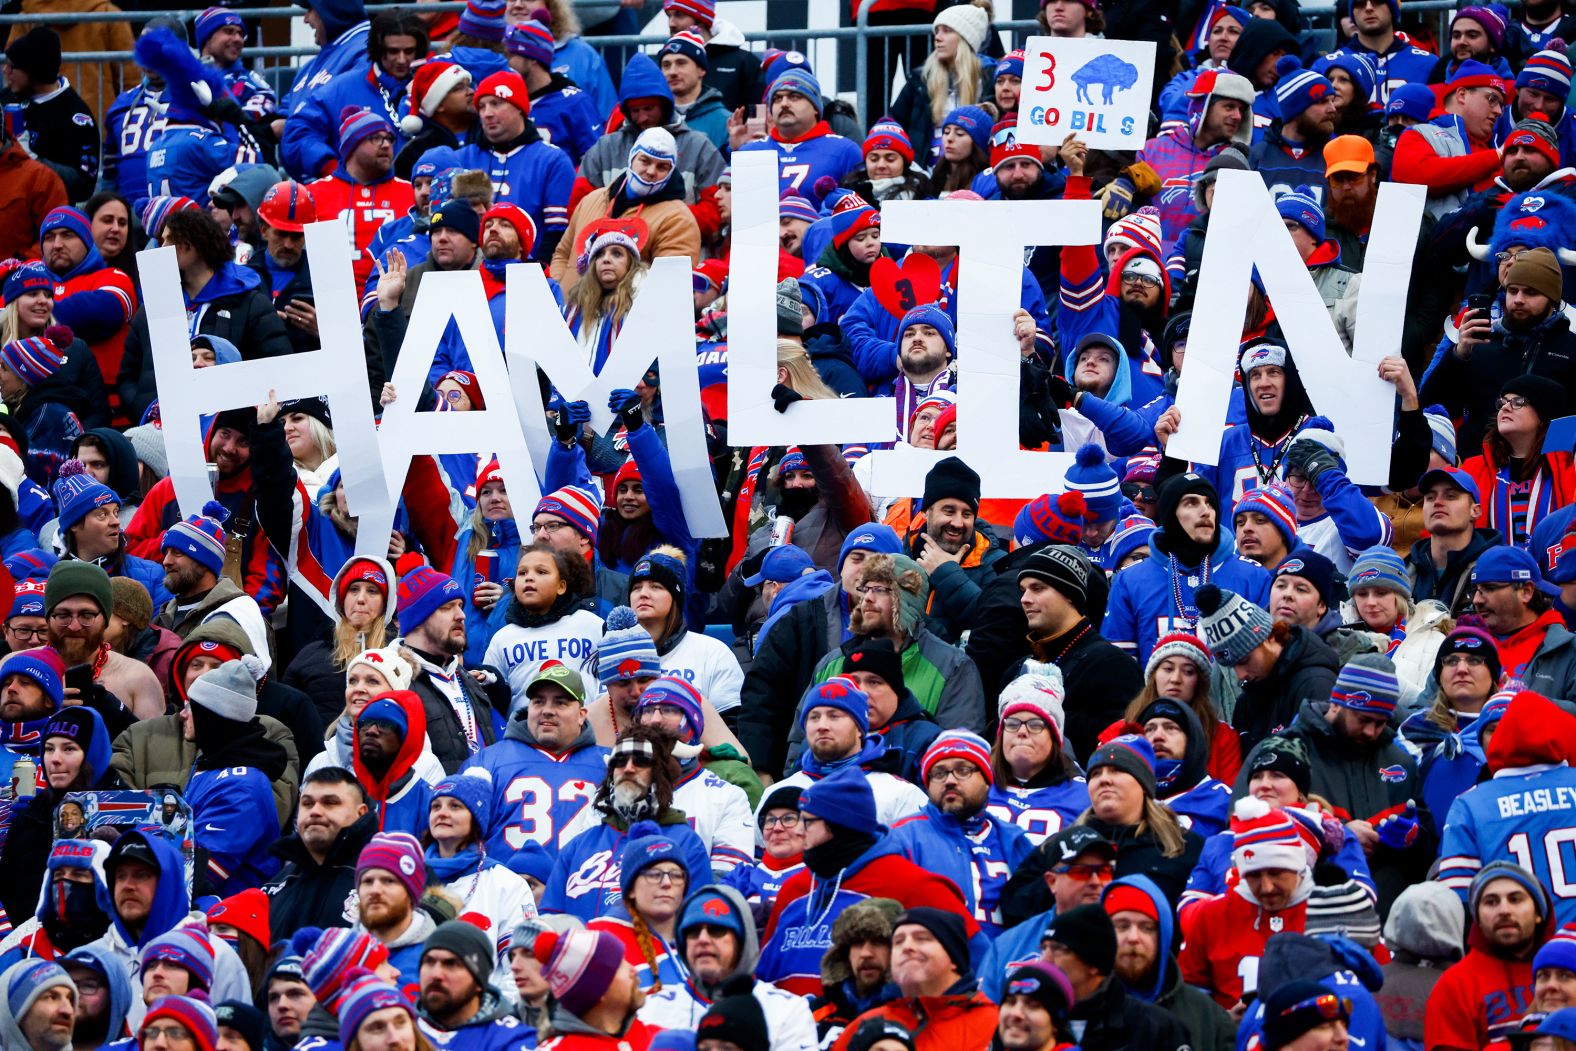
[207,887,270,948]
[438,370,485,410]
[475,70,529,114]
[1102,883,1158,922]
[1487,690,1576,772]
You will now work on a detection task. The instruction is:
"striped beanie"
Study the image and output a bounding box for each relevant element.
[1106,513,1155,567]
[635,675,705,745]
[534,928,626,1016]
[141,196,199,241]
[920,729,994,785]
[1015,490,1091,547]
[336,968,411,1044]
[1196,584,1274,667]
[1347,545,1410,600]
[9,577,44,619]
[1304,882,1383,946]
[1088,734,1157,797]
[1273,60,1334,120]
[1534,924,1576,974]
[598,606,661,685]
[1105,208,1163,261]
[1424,404,1458,463]
[997,48,1025,80]
[1329,653,1401,717]
[1145,632,1212,680]
[3,959,74,1035]
[1231,796,1316,874]
[140,927,216,991]
[39,206,91,248]
[534,484,601,542]
[661,27,708,68]
[862,118,914,164]
[0,336,62,386]
[337,106,393,165]
[769,67,823,114]
[356,832,425,906]
[663,0,715,28]
[396,562,462,630]
[194,6,244,48]
[2,259,51,303]
[997,661,1065,742]
[143,996,219,1051]
[779,194,819,225]
[1518,48,1573,94]
[161,500,228,577]
[1064,443,1121,521]
[830,194,879,249]
[301,926,391,1009]
[505,19,555,66]
[457,0,507,40]
[1232,483,1297,549]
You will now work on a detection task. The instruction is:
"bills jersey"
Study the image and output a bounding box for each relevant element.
[309,171,417,288]
[735,126,863,205]
[1439,763,1576,926]
[671,766,755,875]
[986,778,1090,845]
[465,738,606,853]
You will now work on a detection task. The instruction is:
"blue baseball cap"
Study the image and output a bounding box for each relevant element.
[1512,1007,1576,1047]
[743,545,816,587]
[1472,545,1559,595]
[1417,466,1482,503]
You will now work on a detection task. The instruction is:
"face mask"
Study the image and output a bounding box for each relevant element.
[42,875,109,950]
[777,487,818,521]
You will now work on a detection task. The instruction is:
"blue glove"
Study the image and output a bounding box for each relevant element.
[1373,801,1419,850]
[565,400,591,426]
[609,389,644,431]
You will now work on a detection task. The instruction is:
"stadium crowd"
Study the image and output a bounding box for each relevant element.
[4,0,1576,1048]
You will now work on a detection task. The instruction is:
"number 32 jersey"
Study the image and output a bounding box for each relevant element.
[465,724,608,854]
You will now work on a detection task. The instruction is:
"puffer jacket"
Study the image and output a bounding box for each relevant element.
[828,977,999,1051]
[1231,626,1341,752]
[1326,599,1451,710]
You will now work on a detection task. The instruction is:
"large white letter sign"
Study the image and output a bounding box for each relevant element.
[862,196,1105,497]
[1170,169,1423,486]
[376,270,541,547]
[503,258,727,538]
[141,221,391,556]
[726,149,900,446]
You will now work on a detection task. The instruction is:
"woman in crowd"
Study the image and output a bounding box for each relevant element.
[839,120,933,204]
[304,644,445,784]
[564,225,648,373]
[1313,52,1382,140]
[0,332,83,485]
[483,542,604,706]
[589,822,693,992]
[727,783,805,912]
[889,0,998,161]
[0,261,110,433]
[1127,632,1241,782]
[1329,545,1450,707]
[986,664,1089,845]
[284,555,399,726]
[453,459,524,666]
[629,547,744,716]
[931,104,993,195]
[84,191,139,282]
[281,398,338,493]
[1399,630,1508,823]
[1461,376,1575,550]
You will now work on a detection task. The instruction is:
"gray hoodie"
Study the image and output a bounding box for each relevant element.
[0,958,77,1051]
[1378,881,1468,1044]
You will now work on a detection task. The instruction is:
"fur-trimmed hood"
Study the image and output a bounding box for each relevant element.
[820,897,903,987]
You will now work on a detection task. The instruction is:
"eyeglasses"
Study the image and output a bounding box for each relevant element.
[638,867,687,885]
[1278,992,1347,1023]
[927,762,981,785]
[1442,653,1487,668]
[1121,272,1162,289]
[856,584,892,597]
[4,624,46,641]
[142,1025,196,1045]
[365,133,396,145]
[1003,716,1050,736]
[613,752,655,769]
[687,922,735,939]
[1497,250,1531,264]
[640,703,687,721]
[761,812,801,830]
[1496,395,1531,413]
[48,608,102,626]
[1472,582,1514,594]
[531,520,571,536]
[441,388,469,404]
[1051,862,1115,881]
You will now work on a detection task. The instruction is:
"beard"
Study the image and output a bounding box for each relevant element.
[360,895,411,935]
[50,631,101,666]
[610,779,657,823]
[1327,193,1375,235]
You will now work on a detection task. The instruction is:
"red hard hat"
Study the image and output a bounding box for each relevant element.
[257,181,317,233]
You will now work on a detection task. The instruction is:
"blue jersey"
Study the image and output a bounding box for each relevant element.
[530,81,604,167]
[735,127,863,205]
[721,857,805,911]
[985,778,1089,846]
[145,121,251,205]
[187,765,281,896]
[283,22,370,112]
[467,736,607,852]
[885,804,1033,937]
[1162,777,1232,838]
[212,59,276,119]
[1439,764,1576,926]
[1325,39,1436,106]
[1182,824,1376,910]
[102,83,163,211]
[541,818,712,923]
[1104,529,1272,664]
[375,776,433,838]
[418,1012,535,1051]
[361,211,431,318]
[452,136,574,263]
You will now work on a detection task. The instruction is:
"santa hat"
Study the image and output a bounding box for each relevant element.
[400,61,471,136]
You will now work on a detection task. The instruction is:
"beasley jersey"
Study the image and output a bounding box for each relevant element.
[102,83,164,211]
[735,126,863,205]
[309,171,417,289]
[453,137,574,263]
[985,778,1090,845]
[671,766,755,874]
[186,765,281,897]
[466,739,605,853]
[1439,764,1576,926]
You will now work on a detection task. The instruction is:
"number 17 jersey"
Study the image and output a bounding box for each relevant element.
[465,722,609,853]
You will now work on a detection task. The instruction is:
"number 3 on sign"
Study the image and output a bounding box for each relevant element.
[1035,53,1056,91]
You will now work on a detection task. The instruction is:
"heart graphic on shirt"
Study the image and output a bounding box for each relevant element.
[871,253,942,320]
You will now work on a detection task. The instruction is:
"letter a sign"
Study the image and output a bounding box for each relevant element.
[1016,36,1155,151]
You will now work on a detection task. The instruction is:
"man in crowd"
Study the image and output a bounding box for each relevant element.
[353,832,436,984]
[395,561,501,772]
[1392,61,1508,216]
[1407,466,1498,614]
[246,182,321,357]
[154,503,267,655]
[262,767,376,931]
[308,108,415,289]
[2,28,98,200]
[1047,904,1193,1049]
[1140,69,1254,260]
[417,920,531,1044]
[735,67,862,205]
[0,959,76,1051]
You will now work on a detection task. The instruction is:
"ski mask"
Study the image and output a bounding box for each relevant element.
[625,128,677,199]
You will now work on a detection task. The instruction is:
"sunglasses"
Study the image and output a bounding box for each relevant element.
[614,752,655,769]
[1279,992,1347,1022]
[1051,862,1114,881]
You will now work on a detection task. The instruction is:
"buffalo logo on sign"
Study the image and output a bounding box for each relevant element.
[1072,54,1139,105]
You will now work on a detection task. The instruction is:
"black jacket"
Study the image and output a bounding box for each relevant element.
[702,40,761,114]
[407,647,506,774]
[48,336,111,431]
[887,65,997,163]
[283,638,349,731]
[8,82,98,200]
[1231,626,1341,753]
[1408,527,1503,617]
[1070,975,1195,1051]
[244,251,317,356]
[1008,622,1141,765]
[262,808,379,932]
[259,677,327,770]
[1003,816,1205,926]
[736,587,839,779]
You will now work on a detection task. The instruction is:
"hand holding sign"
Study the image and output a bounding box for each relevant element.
[1017,36,1155,151]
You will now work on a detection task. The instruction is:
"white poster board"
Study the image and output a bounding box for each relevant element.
[1016,36,1156,150]
[1170,169,1422,487]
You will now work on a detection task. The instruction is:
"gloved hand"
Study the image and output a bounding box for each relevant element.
[1047,373,1077,410]
[771,383,804,414]
[1019,359,1062,447]
[1283,437,1341,484]
[1373,801,1419,850]
[609,389,644,432]
[1097,177,1138,223]
[1124,160,1162,198]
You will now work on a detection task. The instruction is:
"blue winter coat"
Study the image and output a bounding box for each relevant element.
[94,828,190,950]
[451,515,523,667]
[1104,528,1272,664]
[531,77,605,166]
[360,210,430,318]
[187,764,281,895]
[453,130,574,263]
[552,37,616,120]
[980,904,1055,1002]
[283,17,371,113]
[541,817,712,922]
[885,803,1032,937]
[144,120,249,206]
[281,64,409,180]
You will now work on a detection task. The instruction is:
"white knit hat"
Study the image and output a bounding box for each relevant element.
[933,2,991,53]
[189,654,266,722]
[997,658,1066,742]
[348,645,414,692]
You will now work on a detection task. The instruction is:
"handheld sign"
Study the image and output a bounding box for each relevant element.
[1016,36,1155,151]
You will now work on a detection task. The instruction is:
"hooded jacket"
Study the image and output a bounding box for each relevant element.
[1231,626,1343,752]
[352,688,434,836]
[1238,932,1390,1051]
[262,806,380,933]
[886,800,1033,938]
[1140,76,1253,259]
[64,942,132,1045]
[1379,881,1467,1047]
[1238,698,1418,823]
[1145,699,1232,837]
[551,173,702,295]
[1178,857,1313,1006]
[541,808,712,924]
[281,0,369,112]
[466,706,608,856]
[1194,347,1316,501]
[1408,526,1503,616]
[638,885,819,1048]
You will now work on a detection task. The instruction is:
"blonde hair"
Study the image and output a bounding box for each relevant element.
[1075,797,1188,858]
[0,297,51,343]
[776,340,837,401]
[571,245,645,328]
[290,415,337,466]
[331,609,395,670]
[541,0,581,41]
[923,0,991,123]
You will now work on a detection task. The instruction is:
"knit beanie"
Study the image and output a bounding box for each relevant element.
[1419,407,1456,466]
[346,645,413,692]
[533,928,625,1016]
[1506,246,1563,303]
[800,764,882,836]
[998,661,1066,741]
[5,27,60,83]
[1328,653,1401,718]
[697,991,771,1048]
[331,968,410,1043]
[1144,632,1212,682]
[356,832,426,906]
[841,638,905,697]
[634,676,705,746]
[598,606,661,685]
[1231,797,1317,875]
[457,0,506,40]
[1386,82,1436,122]
[1434,625,1502,685]
[188,655,265,723]
[9,578,45,624]
[1064,444,1122,521]
[660,27,708,69]
[768,67,824,114]
[534,484,601,542]
[206,888,270,950]
[396,563,463,631]
[1087,733,1157,797]
[1347,545,1410,600]
[109,576,153,631]
[838,524,903,570]
[1534,925,1576,974]
[618,820,689,898]
[941,104,993,154]
[1232,484,1298,552]
[1015,490,1091,548]
[862,118,914,165]
[142,996,218,1051]
[1003,961,1075,1021]
[141,927,216,991]
[421,920,494,989]
[627,127,679,198]
[1517,48,1573,95]
[830,195,880,250]
[1502,114,1562,168]
[799,676,870,736]
[920,729,993,786]
[1245,734,1312,796]
[51,460,119,536]
[1105,208,1163,261]
[0,334,61,389]
[301,927,390,1010]
[664,0,716,29]
[1273,60,1334,121]
[933,1,990,51]
[1195,584,1274,667]
[429,201,481,244]
[336,106,393,165]
[1452,5,1507,51]
[1446,57,1508,96]
[1470,860,1551,924]
[1262,980,1349,1051]
[1275,186,1326,242]
[39,206,90,254]
[195,5,244,49]
[893,906,971,976]
[161,501,229,577]
[899,303,957,364]
[1042,904,1117,974]
[2,959,75,1040]
[0,646,64,707]
[921,455,980,512]
[1018,545,1091,615]
[431,775,492,837]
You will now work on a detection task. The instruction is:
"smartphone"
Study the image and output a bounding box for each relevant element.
[64,664,93,696]
[1467,293,1493,314]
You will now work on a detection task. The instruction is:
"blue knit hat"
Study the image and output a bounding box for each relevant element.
[1312,51,1377,103]
[432,774,492,835]
[1386,82,1436,122]
[898,303,955,359]
[1015,491,1092,547]
[1106,514,1155,567]
[1535,925,1576,974]
[779,194,819,225]
[799,676,870,736]
[2,647,63,708]
[51,459,118,533]
[1064,444,1122,522]
[396,563,463,629]
[635,675,705,745]
[1273,59,1334,121]
[941,104,993,154]
[160,500,229,577]
[1275,547,1338,608]
[619,820,689,898]
[336,106,393,165]
[336,970,411,1046]
[533,484,601,542]
[457,0,507,40]
[800,764,882,836]
[1329,653,1401,717]
[194,6,244,49]
[505,19,555,66]
[1518,48,1574,94]
[1232,483,1298,550]
[838,524,903,571]
[3,959,74,1033]
[1347,545,1410,599]
[996,48,1025,80]
[1088,733,1157,796]
[39,206,91,253]
[2,260,50,304]
[1470,860,1551,920]
[359,696,410,737]
[630,550,687,605]
[507,842,554,883]
[1276,186,1325,242]
[768,67,823,114]
[660,28,708,69]
[598,606,662,685]
[140,927,216,991]
[1,335,63,387]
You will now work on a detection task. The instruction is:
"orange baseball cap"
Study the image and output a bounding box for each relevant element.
[1324,135,1376,177]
